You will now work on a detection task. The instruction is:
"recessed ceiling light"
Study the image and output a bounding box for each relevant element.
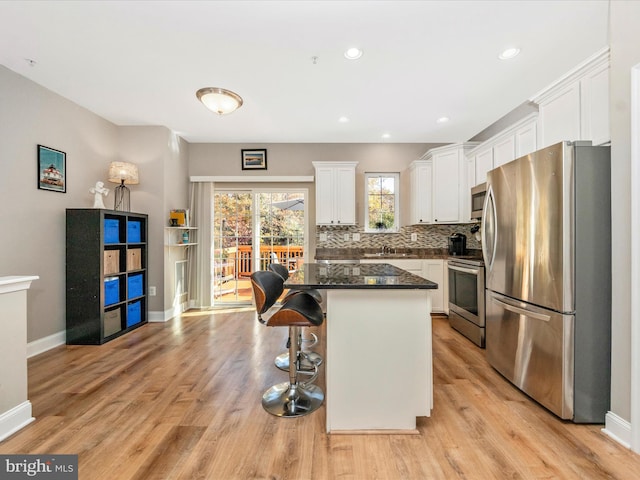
[436,116,450,124]
[381,133,391,139]
[339,116,350,123]
[499,47,520,60]
[344,47,363,60]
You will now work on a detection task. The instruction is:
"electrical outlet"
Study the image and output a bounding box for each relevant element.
[411,233,418,242]
[352,233,360,241]
[319,233,328,242]
[149,286,157,296]
[343,233,350,241]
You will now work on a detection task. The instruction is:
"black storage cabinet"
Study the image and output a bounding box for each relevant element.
[66,208,148,344]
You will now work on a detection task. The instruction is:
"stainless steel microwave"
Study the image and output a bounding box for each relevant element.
[470,182,487,220]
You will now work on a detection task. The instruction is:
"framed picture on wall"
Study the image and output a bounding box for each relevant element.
[37,144,66,193]
[241,149,267,170]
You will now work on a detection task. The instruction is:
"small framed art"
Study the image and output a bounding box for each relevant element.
[241,149,267,170]
[37,144,66,193]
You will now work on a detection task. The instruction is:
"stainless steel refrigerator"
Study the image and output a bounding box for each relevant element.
[482,141,611,423]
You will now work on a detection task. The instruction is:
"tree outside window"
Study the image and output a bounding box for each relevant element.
[365,173,399,232]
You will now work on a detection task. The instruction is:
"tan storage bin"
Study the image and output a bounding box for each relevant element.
[104,250,120,275]
[104,308,122,337]
[127,248,142,271]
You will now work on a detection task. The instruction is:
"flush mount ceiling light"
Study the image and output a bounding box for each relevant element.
[344,47,363,60]
[499,47,520,60]
[196,87,243,115]
[436,116,450,124]
[339,116,350,123]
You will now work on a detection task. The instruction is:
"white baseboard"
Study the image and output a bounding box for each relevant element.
[148,310,169,322]
[27,330,66,358]
[149,301,193,323]
[0,401,35,442]
[603,411,632,449]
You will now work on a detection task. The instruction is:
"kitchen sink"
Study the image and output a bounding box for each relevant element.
[362,253,419,259]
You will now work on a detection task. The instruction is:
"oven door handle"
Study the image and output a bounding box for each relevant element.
[448,264,479,275]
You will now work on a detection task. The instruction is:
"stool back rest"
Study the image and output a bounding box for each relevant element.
[266,292,324,327]
[250,270,284,315]
[268,262,290,280]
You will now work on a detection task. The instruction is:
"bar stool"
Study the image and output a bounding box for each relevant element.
[268,263,323,372]
[250,271,324,417]
[261,291,325,417]
[250,270,284,325]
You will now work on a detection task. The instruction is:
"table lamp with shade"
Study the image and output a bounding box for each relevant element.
[108,161,139,211]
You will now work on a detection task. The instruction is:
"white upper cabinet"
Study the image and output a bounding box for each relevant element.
[515,120,538,158]
[408,160,433,224]
[474,147,493,185]
[432,148,461,223]
[532,48,609,148]
[468,113,539,188]
[415,143,477,224]
[313,161,358,225]
[492,135,516,168]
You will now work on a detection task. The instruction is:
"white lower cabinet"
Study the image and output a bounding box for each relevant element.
[360,259,446,313]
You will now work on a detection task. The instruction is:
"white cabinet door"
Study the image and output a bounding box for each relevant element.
[334,165,356,224]
[423,260,445,313]
[360,259,445,313]
[408,160,432,224]
[493,135,515,168]
[432,149,460,223]
[515,120,538,157]
[314,166,335,225]
[538,83,581,149]
[475,147,493,185]
[313,162,357,225]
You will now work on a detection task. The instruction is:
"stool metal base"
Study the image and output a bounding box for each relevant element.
[275,351,323,372]
[262,382,324,417]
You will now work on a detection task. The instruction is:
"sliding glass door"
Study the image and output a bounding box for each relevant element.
[212,189,307,305]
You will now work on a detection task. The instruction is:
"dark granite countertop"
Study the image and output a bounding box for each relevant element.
[314,248,481,261]
[285,263,438,290]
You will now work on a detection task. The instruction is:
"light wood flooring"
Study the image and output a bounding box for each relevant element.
[2,309,639,479]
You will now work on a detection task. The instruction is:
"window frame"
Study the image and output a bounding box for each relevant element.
[363,172,400,233]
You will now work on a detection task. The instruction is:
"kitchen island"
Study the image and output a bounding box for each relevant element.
[285,263,437,433]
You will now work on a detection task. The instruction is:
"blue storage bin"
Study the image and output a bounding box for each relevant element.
[104,277,120,305]
[127,301,142,327]
[128,273,144,299]
[104,218,120,244]
[127,220,142,243]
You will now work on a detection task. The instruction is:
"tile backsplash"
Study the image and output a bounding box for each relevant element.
[316,223,482,250]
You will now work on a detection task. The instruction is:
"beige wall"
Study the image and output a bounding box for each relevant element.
[0,66,189,341]
[117,127,189,313]
[0,66,119,342]
[189,142,444,223]
[609,0,640,423]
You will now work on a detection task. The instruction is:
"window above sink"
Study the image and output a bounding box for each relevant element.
[364,172,400,234]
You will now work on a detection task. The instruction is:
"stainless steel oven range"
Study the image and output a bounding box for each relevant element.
[447,256,485,347]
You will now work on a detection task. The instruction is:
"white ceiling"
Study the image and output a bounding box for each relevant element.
[0,0,609,144]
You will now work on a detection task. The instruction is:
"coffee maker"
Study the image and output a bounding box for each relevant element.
[448,233,467,256]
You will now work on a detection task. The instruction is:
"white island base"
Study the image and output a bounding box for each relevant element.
[0,275,38,442]
[325,289,432,433]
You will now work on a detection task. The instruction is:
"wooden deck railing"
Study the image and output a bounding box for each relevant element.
[216,245,304,278]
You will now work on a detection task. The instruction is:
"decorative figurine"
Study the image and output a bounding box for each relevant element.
[90,181,109,209]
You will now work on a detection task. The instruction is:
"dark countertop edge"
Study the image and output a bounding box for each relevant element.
[314,248,481,261]
[287,283,438,290]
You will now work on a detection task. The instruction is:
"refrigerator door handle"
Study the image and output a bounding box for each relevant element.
[492,296,551,322]
[482,185,497,269]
